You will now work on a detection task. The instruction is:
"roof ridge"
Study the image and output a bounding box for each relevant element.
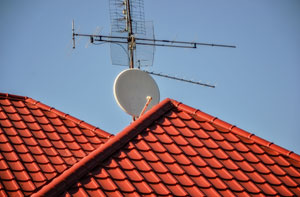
[25,97,112,138]
[0,92,27,101]
[170,99,300,162]
[32,98,174,196]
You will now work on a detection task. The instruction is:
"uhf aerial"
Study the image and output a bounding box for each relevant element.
[72,0,236,120]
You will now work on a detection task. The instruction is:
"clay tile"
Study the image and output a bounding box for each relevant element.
[214,168,233,180]
[132,160,152,172]
[200,122,216,131]
[0,159,9,170]
[118,158,136,170]
[0,119,13,127]
[155,133,174,144]
[167,185,188,196]
[278,175,298,187]
[208,130,225,141]
[256,182,277,195]
[176,111,192,120]
[0,170,15,180]
[141,171,161,183]
[172,135,190,146]
[39,163,56,173]
[190,175,211,188]
[33,154,50,164]
[224,179,244,192]
[126,149,143,161]
[55,125,69,134]
[0,111,8,119]
[2,106,17,113]
[1,179,20,191]
[142,132,158,143]
[0,142,14,152]
[7,113,22,121]
[148,161,168,173]
[217,140,234,151]
[202,138,220,149]
[165,163,185,175]
[132,182,153,194]
[257,154,276,165]
[184,119,201,130]
[283,166,300,177]
[172,154,192,165]
[34,116,50,124]
[124,169,144,182]
[134,140,151,151]
[180,145,198,156]
[223,132,240,143]
[177,127,195,137]
[2,152,19,162]
[233,142,250,153]
[98,178,118,191]
[81,176,99,190]
[164,144,183,154]
[195,147,214,158]
[227,150,244,161]
[230,170,250,181]
[156,117,172,126]
[49,117,64,126]
[210,148,229,160]
[245,171,266,184]
[13,121,28,129]
[27,122,42,131]
[236,160,255,172]
[140,151,160,162]
[21,114,35,123]
[14,144,29,153]
[40,124,56,132]
[7,161,25,171]
[11,100,25,108]
[13,171,31,181]
[163,125,181,136]
[149,125,165,134]
[115,180,135,192]
[42,147,59,156]
[210,177,228,190]
[181,165,201,177]
[149,182,170,195]
[147,141,167,153]
[75,135,90,144]
[106,167,127,180]
[20,180,36,192]
[51,140,67,149]
[240,181,261,194]
[219,159,239,170]
[62,119,77,127]
[189,155,207,167]
[184,185,205,196]
[248,144,265,154]
[268,164,286,176]
[156,152,176,164]
[251,163,271,174]
[274,185,294,196]
[261,173,282,185]
[201,166,218,178]
[19,153,35,163]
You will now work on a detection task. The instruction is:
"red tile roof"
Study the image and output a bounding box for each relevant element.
[28,98,300,196]
[0,93,113,196]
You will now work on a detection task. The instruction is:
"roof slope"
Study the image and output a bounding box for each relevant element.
[0,93,112,196]
[33,98,300,196]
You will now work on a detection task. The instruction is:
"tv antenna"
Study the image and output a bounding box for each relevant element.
[72,0,236,119]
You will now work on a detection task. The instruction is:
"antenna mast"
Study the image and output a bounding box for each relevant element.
[125,0,135,69]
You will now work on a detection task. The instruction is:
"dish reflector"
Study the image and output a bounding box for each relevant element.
[114,69,160,117]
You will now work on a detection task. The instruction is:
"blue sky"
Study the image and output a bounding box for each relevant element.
[1,0,300,153]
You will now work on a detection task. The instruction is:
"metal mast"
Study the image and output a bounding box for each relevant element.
[125,0,135,69]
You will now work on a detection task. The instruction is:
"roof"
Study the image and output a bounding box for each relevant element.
[0,93,113,196]
[30,98,300,196]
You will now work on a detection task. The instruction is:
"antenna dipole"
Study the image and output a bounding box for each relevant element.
[143,70,215,88]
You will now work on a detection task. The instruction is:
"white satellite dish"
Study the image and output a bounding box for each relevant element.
[114,69,160,117]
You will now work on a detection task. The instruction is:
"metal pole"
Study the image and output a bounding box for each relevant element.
[126,0,135,69]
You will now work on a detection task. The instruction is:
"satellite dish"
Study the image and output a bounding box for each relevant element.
[114,69,160,117]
